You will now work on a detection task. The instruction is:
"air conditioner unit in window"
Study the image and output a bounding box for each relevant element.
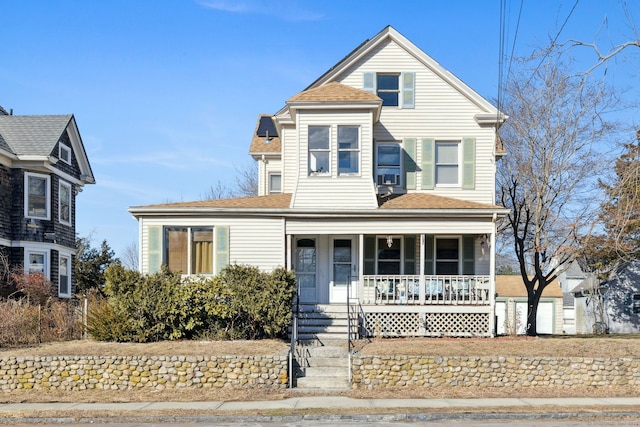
[377,174,400,186]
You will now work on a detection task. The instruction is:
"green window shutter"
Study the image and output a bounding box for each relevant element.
[424,235,434,275]
[421,138,435,190]
[403,138,417,190]
[147,225,162,274]
[401,72,415,109]
[363,72,375,93]
[462,137,476,190]
[364,236,376,275]
[462,235,475,275]
[403,236,416,274]
[214,226,230,275]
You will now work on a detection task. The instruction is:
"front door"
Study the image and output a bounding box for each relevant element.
[295,238,317,303]
[330,237,357,303]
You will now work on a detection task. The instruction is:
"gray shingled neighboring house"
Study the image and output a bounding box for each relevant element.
[0,105,94,298]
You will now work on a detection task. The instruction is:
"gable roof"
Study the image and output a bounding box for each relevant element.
[0,114,95,184]
[0,114,73,156]
[496,275,563,298]
[302,26,506,122]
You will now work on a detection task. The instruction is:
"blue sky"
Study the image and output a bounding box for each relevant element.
[1,0,638,257]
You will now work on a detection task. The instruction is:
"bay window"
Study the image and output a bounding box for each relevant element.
[25,172,50,219]
[59,181,72,225]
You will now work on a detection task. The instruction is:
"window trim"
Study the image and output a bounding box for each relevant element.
[308,125,331,176]
[268,173,282,194]
[376,236,403,275]
[435,237,460,275]
[24,172,51,220]
[376,73,400,107]
[337,125,360,176]
[58,253,72,298]
[59,181,72,226]
[376,142,402,186]
[59,143,72,164]
[435,140,461,187]
[24,248,48,278]
[163,226,214,275]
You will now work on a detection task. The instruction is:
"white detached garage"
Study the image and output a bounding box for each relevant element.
[495,276,564,335]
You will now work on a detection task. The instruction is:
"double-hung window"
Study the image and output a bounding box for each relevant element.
[435,141,459,186]
[377,237,401,274]
[337,125,359,175]
[269,173,282,194]
[377,143,401,186]
[59,181,72,225]
[26,250,47,275]
[435,238,459,275]
[25,172,50,219]
[376,74,399,107]
[308,126,330,175]
[165,227,214,275]
[59,255,71,298]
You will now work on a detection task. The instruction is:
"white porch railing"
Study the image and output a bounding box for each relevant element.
[360,275,491,306]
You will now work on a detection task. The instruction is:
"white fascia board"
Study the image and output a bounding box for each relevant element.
[128,206,509,220]
[16,155,51,162]
[66,116,96,185]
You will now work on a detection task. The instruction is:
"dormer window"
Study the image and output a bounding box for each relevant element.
[59,143,71,164]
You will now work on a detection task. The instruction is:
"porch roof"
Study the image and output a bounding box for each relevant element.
[379,193,504,210]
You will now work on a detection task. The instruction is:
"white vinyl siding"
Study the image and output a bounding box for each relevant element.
[337,39,496,204]
[291,110,377,209]
[139,217,285,275]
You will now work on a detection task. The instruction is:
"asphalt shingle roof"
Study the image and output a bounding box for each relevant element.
[379,193,504,210]
[249,115,281,154]
[0,115,72,156]
[496,275,563,298]
[287,81,381,103]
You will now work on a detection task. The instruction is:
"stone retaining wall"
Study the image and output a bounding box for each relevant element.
[0,355,289,391]
[2,354,639,391]
[351,356,640,389]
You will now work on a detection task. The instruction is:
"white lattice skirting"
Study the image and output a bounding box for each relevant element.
[363,311,491,337]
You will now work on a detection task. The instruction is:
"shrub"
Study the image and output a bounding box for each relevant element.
[89,264,296,342]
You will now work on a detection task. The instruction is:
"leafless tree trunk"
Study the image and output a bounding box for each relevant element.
[498,48,620,336]
[121,240,139,271]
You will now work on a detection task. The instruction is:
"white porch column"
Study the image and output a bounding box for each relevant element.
[419,234,425,303]
[357,233,364,299]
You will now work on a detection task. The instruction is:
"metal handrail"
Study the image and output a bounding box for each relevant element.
[289,283,300,389]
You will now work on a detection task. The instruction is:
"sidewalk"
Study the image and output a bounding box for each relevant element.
[2,396,640,424]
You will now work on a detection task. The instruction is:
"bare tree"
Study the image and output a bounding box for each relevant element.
[498,48,620,336]
[121,240,139,271]
[203,161,258,200]
[564,1,639,74]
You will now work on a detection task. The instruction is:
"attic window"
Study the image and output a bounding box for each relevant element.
[59,143,71,164]
[377,74,399,107]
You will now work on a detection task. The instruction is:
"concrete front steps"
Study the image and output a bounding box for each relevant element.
[292,304,356,389]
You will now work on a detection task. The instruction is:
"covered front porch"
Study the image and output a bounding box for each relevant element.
[286,229,497,337]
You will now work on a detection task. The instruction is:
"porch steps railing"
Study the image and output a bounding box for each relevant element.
[292,304,352,389]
